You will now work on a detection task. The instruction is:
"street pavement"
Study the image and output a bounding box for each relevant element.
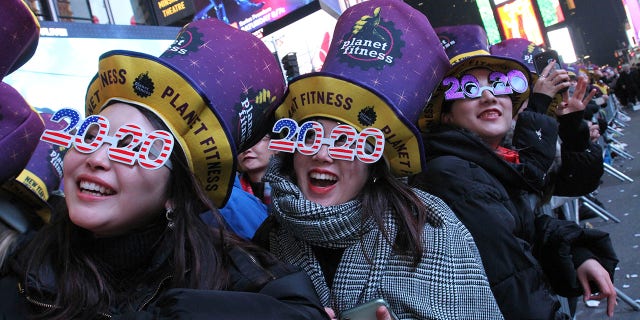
[573,107,640,319]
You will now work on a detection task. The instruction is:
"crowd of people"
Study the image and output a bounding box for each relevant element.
[0,0,623,319]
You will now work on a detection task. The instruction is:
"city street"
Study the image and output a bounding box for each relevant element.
[574,107,640,319]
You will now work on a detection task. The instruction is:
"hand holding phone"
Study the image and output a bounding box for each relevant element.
[339,298,399,320]
[533,50,568,94]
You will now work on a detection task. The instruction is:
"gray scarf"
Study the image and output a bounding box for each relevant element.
[266,157,395,310]
[264,157,504,319]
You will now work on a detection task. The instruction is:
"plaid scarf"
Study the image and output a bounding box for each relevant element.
[264,158,504,319]
[267,167,394,308]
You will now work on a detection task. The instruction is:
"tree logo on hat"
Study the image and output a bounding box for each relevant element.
[161,26,204,58]
[338,6,404,70]
[133,72,155,98]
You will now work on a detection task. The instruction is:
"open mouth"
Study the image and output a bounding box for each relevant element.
[79,180,115,196]
[309,171,337,188]
[478,109,502,119]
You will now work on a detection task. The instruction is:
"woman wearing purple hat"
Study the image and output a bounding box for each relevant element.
[413,25,617,319]
[490,39,605,214]
[254,1,503,319]
[0,19,328,319]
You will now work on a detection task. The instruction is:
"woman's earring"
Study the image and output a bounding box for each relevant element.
[165,208,175,230]
[372,176,378,184]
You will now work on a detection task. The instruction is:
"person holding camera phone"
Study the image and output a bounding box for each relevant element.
[491,41,605,199]
[412,28,617,320]
[254,2,502,319]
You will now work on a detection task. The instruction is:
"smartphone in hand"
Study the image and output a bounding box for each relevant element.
[339,298,399,320]
[533,50,568,93]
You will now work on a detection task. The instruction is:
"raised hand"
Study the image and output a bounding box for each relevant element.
[534,59,571,98]
[555,75,596,117]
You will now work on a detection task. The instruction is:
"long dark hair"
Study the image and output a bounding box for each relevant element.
[19,105,236,319]
[360,159,440,264]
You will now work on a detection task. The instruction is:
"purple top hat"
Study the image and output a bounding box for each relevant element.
[418,25,532,132]
[85,18,285,208]
[490,38,545,74]
[274,0,450,176]
[0,0,40,80]
[0,82,45,184]
[1,112,66,224]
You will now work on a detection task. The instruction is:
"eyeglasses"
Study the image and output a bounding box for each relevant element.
[443,70,529,101]
[40,108,174,170]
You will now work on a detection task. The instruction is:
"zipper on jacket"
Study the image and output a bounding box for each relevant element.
[19,282,113,319]
[19,282,58,310]
[138,274,172,311]
[240,247,276,280]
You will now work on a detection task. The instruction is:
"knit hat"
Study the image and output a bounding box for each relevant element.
[85,18,285,207]
[273,0,449,176]
[0,82,45,183]
[0,0,40,79]
[2,112,66,224]
[419,25,531,132]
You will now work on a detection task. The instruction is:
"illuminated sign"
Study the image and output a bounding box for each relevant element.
[153,0,197,25]
[3,22,180,113]
[193,0,313,32]
[497,0,544,45]
[537,0,565,27]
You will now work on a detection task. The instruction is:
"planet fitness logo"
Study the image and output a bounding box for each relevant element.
[338,6,404,70]
[234,88,273,149]
[161,26,204,58]
[523,43,543,66]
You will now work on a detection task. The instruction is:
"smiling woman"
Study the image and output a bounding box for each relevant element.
[411,24,618,320]
[440,68,515,149]
[63,103,171,237]
[252,1,504,319]
[0,17,329,320]
[292,118,370,207]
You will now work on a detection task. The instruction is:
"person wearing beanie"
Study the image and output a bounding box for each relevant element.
[254,1,502,319]
[0,18,328,319]
[412,25,617,319]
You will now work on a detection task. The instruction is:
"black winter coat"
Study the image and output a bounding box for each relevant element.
[0,243,329,320]
[529,92,604,196]
[411,112,617,320]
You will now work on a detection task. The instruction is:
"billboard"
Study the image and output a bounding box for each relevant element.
[3,22,180,115]
[152,0,198,25]
[536,0,565,27]
[496,0,544,45]
[193,0,314,32]
[262,9,336,74]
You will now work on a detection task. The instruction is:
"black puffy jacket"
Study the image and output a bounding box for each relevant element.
[411,111,617,320]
